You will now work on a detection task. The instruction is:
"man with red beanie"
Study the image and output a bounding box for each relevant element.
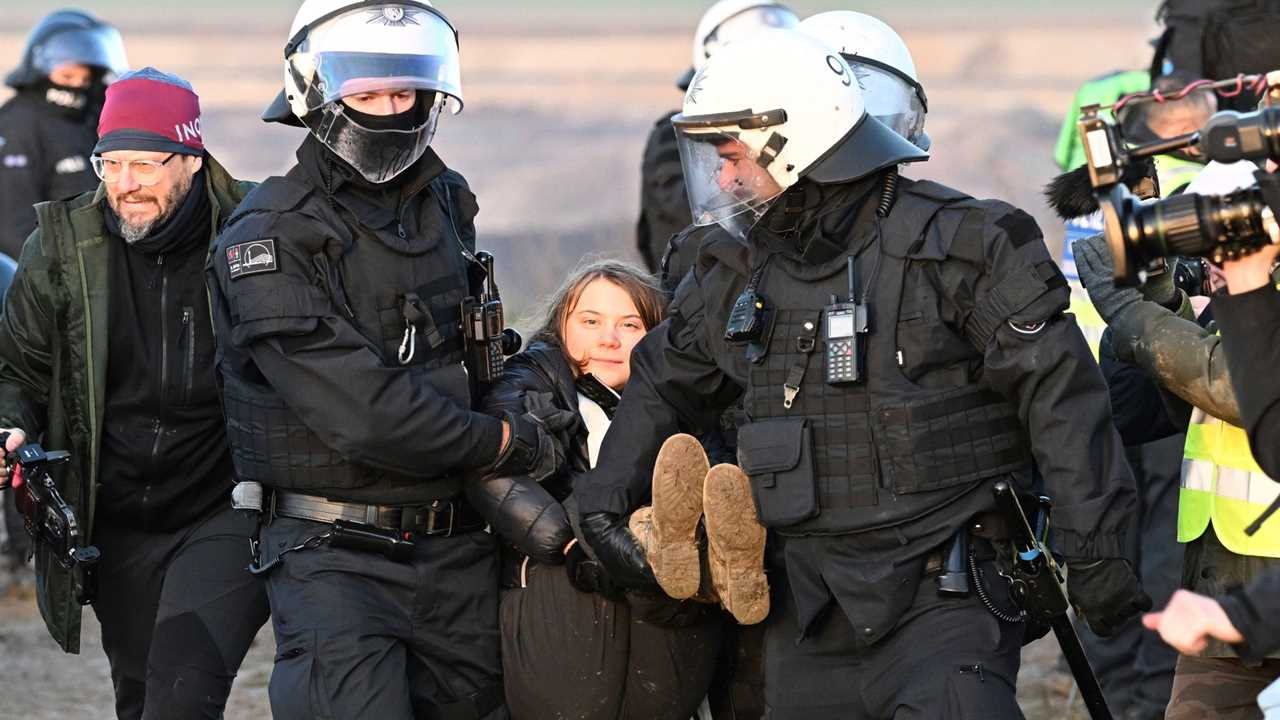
[0,67,269,720]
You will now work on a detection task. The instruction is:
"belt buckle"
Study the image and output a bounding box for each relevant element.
[423,499,455,538]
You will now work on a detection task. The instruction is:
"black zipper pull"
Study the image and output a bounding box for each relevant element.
[397,223,407,240]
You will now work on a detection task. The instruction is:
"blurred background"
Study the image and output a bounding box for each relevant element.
[0,1,1157,717]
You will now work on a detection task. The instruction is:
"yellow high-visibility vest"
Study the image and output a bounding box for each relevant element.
[1179,406,1280,558]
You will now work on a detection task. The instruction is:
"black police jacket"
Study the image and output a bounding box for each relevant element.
[1216,282,1280,478]
[0,90,98,258]
[209,138,504,505]
[577,172,1139,641]
[466,340,587,565]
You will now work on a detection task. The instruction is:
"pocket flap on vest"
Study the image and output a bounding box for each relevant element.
[737,417,806,475]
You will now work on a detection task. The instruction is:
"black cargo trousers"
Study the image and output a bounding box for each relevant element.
[92,504,270,720]
[260,516,507,720]
[762,538,1028,720]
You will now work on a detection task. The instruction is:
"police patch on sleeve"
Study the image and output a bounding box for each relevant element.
[227,239,279,280]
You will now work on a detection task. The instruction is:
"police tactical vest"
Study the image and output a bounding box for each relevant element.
[220,167,474,505]
[735,181,1034,536]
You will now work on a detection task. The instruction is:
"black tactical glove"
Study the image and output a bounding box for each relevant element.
[564,540,622,598]
[1066,557,1153,637]
[578,511,661,594]
[1138,261,1180,309]
[491,408,576,483]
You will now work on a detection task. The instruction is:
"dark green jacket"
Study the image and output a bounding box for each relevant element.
[0,155,251,653]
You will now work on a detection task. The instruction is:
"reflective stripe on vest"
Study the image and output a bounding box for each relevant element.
[1154,154,1204,197]
[1179,407,1280,558]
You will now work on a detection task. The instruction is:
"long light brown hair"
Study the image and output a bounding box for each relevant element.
[531,259,668,373]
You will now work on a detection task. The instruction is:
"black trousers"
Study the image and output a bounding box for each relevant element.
[92,505,270,720]
[500,562,723,720]
[261,516,507,720]
[763,550,1026,720]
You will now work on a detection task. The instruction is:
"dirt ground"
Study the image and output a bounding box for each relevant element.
[0,4,1158,718]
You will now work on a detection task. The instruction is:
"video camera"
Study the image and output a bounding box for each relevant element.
[0,433,99,605]
[462,251,522,386]
[1077,72,1280,284]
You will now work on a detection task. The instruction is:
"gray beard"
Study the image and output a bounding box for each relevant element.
[109,172,193,244]
[117,216,158,244]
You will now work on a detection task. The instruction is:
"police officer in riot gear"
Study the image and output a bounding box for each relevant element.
[208,2,557,717]
[0,9,127,258]
[637,0,798,275]
[580,29,1150,718]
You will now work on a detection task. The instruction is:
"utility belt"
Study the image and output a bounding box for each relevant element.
[269,490,486,538]
[243,485,487,575]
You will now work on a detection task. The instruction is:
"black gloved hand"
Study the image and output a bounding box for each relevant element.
[491,408,576,483]
[564,540,622,598]
[578,511,661,594]
[1066,557,1153,637]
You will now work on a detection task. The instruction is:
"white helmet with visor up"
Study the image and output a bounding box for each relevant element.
[673,29,928,238]
[799,11,929,150]
[267,0,464,184]
[677,0,798,90]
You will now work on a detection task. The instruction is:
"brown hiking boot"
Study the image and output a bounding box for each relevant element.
[704,464,770,625]
[643,434,710,599]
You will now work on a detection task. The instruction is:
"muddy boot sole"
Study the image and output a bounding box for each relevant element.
[649,433,709,599]
[704,464,770,625]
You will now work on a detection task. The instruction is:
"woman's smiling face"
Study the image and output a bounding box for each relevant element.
[562,278,649,390]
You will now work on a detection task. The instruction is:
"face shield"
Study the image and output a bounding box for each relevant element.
[289,4,463,116]
[304,91,446,184]
[847,60,927,149]
[33,25,128,80]
[703,6,799,61]
[675,127,787,240]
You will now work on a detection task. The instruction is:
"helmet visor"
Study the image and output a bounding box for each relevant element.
[305,93,445,184]
[293,4,462,114]
[34,26,128,79]
[848,62,926,146]
[676,128,785,236]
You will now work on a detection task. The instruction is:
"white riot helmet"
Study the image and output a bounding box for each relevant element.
[799,11,930,150]
[677,0,799,90]
[263,0,464,184]
[673,29,928,238]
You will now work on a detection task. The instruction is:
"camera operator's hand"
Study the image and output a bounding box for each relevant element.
[1221,244,1280,296]
[1142,589,1243,655]
[0,428,26,489]
[579,511,661,594]
[563,539,623,597]
[1138,262,1180,309]
[492,409,576,483]
[1066,557,1153,637]
[1073,235,1146,324]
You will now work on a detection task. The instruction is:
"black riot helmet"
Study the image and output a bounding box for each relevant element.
[6,9,128,90]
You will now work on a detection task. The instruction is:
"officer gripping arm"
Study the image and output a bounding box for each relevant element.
[211,207,553,481]
[958,204,1149,635]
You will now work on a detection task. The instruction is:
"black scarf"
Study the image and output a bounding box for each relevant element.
[103,167,211,256]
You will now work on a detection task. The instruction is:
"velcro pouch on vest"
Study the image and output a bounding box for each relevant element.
[229,284,331,347]
[737,417,818,528]
[875,385,1030,494]
[963,260,1067,352]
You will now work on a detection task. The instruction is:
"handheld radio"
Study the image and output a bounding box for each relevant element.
[824,256,869,386]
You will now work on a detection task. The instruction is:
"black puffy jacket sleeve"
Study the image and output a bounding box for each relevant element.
[466,348,575,564]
